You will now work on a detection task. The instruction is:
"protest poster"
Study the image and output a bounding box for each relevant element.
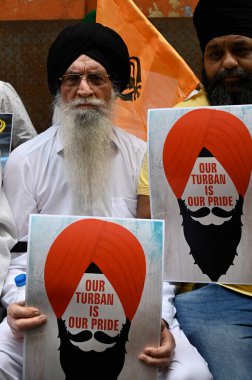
[24,214,164,380]
[0,113,13,167]
[148,105,252,283]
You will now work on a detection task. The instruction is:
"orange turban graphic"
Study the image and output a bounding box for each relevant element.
[163,108,252,199]
[44,219,146,320]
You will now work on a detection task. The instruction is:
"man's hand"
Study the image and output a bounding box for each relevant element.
[7,303,48,339]
[139,319,175,367]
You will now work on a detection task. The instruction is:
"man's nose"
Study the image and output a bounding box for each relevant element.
[222,51,239,70]
[76,76,94,97]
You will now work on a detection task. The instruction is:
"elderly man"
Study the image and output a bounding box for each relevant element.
[137,1,252,379]
[0,22,175,380]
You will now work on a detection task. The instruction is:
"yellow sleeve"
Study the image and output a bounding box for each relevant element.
[221,284,252,296]
[137,152,150,196]
[137,89,206,197]
[177,283,194,293]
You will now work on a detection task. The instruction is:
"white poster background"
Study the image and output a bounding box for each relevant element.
[148,105,252,283]
[24,214,164,380]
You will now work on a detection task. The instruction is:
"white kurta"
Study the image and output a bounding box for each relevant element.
[2,123,146,306]
[0,123,212,380]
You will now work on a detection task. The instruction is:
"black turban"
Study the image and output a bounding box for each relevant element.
[193,0,252,53]
[47,22,130,95]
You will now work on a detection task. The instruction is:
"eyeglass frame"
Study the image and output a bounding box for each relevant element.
[59,72,111,88]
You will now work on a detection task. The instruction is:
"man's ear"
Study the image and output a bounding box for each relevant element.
[112,82,122,98]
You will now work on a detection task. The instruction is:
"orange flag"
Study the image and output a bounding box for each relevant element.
[96,0,199,140]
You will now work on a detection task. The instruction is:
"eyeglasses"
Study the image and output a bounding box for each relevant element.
[59,72,110,88]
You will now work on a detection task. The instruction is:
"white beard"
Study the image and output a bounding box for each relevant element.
[55,93,116,215]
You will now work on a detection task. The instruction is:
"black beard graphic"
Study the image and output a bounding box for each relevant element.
[178,195,244,281]
[201,67,252,106]
[57,317,131,380]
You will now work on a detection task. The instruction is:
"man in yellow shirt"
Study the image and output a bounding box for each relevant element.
[137,0,252,379]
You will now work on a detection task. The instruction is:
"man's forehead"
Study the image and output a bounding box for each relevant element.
[205,34,252,50]
[66,54,107,73]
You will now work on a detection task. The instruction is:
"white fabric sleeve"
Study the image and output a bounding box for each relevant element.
[161,281,180,329]
[0,81,37,149]
[2,149,37,307]
[0,169,17,297]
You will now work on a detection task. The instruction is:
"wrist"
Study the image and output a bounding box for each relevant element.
[162,318,169,329]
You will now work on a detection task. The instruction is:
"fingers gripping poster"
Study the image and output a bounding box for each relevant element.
[149,105,252,283]
[24,215,164,380]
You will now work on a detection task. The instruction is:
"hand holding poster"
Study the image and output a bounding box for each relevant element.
[148,105,252,283]
[24,215,164,380]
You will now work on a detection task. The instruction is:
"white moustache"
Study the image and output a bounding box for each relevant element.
[71,98,105,107]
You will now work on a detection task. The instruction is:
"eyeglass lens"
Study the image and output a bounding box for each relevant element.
[61,73,109,87]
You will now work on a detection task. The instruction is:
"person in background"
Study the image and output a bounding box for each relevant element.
[0,169,17,321]
[0,22,175,380]
[0,81,37,149]
[0,81,35,322]
[137,1,252,379]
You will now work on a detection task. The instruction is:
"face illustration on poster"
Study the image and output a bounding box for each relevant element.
[59,267,130,379]
[162,108,252,281]
[179,153,242,281]
[44,218,146,380]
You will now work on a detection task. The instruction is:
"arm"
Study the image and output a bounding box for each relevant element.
[2,149,37,307]
[137,194,151,219]
[136,155,175,367]
[136,149,179,366]
[0,81,37,149]
[0,169,17,295]
[2,147,47,337]
[138,282,178,368]
[137,152,151,219]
